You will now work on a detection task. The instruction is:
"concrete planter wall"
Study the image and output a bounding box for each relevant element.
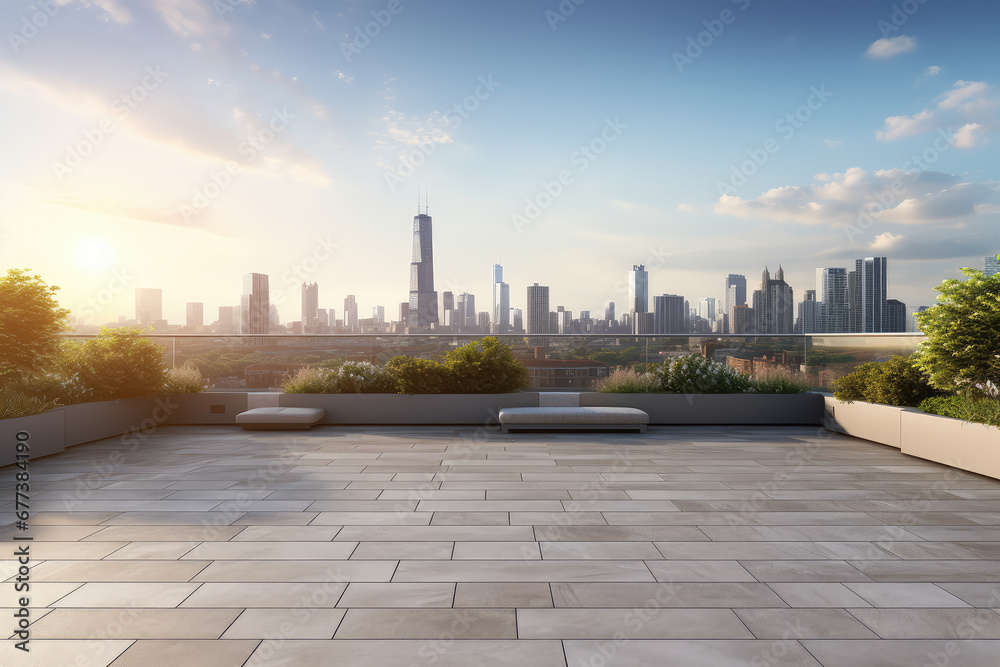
[822,395,907,448]
[582,392,824,425]
[0,409,67,467]
[279,393,538,425]
[901,410,1000,480]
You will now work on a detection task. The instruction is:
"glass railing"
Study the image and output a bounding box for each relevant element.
[58,332,926,391]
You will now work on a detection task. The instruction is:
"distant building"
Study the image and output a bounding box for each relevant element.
[301,282,319,333]
[730,304,754,334]
[441,291,455,330]
[752,266,794,334]
[344,295,359,333]
[407,207,438,331]
[217,305,238,334]
[912,305,930,332]
[604,301,615,323]
[477,311,490,333]
[185,302,203,330]
[492,264,510,333]
[794,290,821,333]
[886,299,906,333]
[629,264,649,334]
[522,358,609,389]
[526,284,549,335]
[986,255,1000,276]
[724,274,747,333]
[856,256,888,332]
[511,307,524,333]
[135,288,163,327]
[816,268,849,333]
[241,273,270,344]
[698,297,716,322]
[653,294,686,334]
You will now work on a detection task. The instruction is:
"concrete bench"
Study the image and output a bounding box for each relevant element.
[235,407,325,430]
[499,394,648,433]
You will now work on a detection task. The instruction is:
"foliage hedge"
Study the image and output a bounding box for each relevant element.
[832,355,940,407]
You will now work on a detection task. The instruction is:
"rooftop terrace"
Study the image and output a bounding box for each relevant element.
[3,424,1000,666]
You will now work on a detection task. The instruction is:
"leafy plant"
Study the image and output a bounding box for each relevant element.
[385,356,452,394]
[0,385,58,420]
[914,266,1000,391]
[0,268,69,381]
[57,327,168,403]
[918,395,1000,429]
[832,355,939,407]
[597,368,662,393]
[282,361,395,393]
[749,367,811,394]
[164,364,204,394]
[282,367,334,394]
[442,337,529,394]
[655,354,752,394]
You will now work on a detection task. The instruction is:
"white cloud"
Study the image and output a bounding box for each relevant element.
[869,232,903,251]
[866,35,917,58]
[822,139,842,148]
[676,203,696,212]
[923,65,941,76]
[876,80,1000,147]
[334,70,354,83]
[714,167,1000,227]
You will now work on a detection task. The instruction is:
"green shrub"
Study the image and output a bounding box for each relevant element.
[0,385,58,420]
[918,395,1000,429]
[597,368,661,393]
[442,337,529,394]
[164,365,204,394]
[914,266,1000,391]
[385,356,452,394]
[282,361,395,393]
[57,327,168,403]
[749,367,811,394]
[283,367,334,394]
[655,354,752,394]
[832,355,938,407]
[0,269,69,382]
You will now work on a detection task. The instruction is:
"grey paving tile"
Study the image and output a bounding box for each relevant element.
[539,541,663,560]
[740,559,872,582]
[393,560,655,583]
[0,640,131,667]
[735,608,879,639]
[222,608,346,639]
[228,525,342,541]
[518,608,753,639]
[335,609,516,639]
[454,541,540,560]
[551,582,788,608]
[802,640,1000,666]
[845,583,971,607]
[454,583,553,608]
[337,583,455,608]
[850,560,1000,582]
[335,525,533,541]
[768,582,874,608]
[849,608,1000,638]
[29,560,211,583]
[244,639,567,666]
[52,583,201,608]
[109,639,258,666]
[431,512,511,525]
[182,541,357,560]
[193,560,396,583]
[936,583,1000,608]
[181,582,347,607]
[351,541,454,559]
[564,639,821,666]
[29,608,241,639]
[535,525,709,542]
[645,560,757,583]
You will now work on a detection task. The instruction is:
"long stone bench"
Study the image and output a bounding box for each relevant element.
[499,393,648,433]
[235,407,325,430]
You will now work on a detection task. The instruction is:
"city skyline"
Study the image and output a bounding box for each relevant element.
[2,2,998,325]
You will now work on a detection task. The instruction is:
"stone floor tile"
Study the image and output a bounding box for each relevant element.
[453,541,540,560]
[509,511,608,525]
[336,582,455,608]
[335,525,533,541]
[539,541,663,560]
[29,560,211,583]
[0,639,132,667]
[645,560,757,583]
[193,560,395,583]
[454,583,553,608]
[849,560,1000,582]
[350,541,454,559]
[103,542,202,560]
[244,639,566,666]
[29,608,241,639]
[181,541,358,560]
[735,608,878,639]
[845,583,972,607]
[393,560,655,583]
[109,639,258,667]
[551,582,787,608]
[180,582,347,607]
[802,639,1000,666]
[84,525,245,541]
[518,608,753,639]
[936,583,1000,607]
[768,582,874,607]
[335,609,516,639]
[849,608,1000,638]
[221,608,346,639]
[740,559,873,582]
[564,639,821,666]
[52,582,200,608]
[430,512,511,525]
[228,525,342,541]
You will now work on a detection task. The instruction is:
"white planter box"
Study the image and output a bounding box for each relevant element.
[0,409,66,466]
[822,395,906,448]
[901,410,1000,480]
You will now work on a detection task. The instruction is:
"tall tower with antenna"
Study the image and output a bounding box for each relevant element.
[407,190,438,332]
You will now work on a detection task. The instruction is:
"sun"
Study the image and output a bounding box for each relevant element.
[75,238,115,271]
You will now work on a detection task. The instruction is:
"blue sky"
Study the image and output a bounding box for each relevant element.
[1,0,998,326]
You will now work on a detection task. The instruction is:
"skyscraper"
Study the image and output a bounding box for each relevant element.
[185,302,203,330]
[752,266,794,334]
[698,297,716,322]
[217,305,237,334]
[724,274,746,332]
[241,273,269,344]
[628,263,649,324]
[856,257,888,333]
[986,255,999,276]
[441,291,455,330]
[795,290,821,333]
[653,294,686,334]
[344,295,359,333]
[816,268,849,333]
[407,207,438,331]
[301,282,319,333]
[604,301,615,323]
[492,264,510,333]
[526,283,550,335]
[135,288,162,327]
[886,299,907,333]
[456,293,474,331]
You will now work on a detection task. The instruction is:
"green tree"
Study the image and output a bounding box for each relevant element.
[915,266,1000,391]
[0,269,69,381]
[59,327,168,402]
[444,337,529,393]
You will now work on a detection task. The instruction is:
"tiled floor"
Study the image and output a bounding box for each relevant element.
[3,424,1000,666]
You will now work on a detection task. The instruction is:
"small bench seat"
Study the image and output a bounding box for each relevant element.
[499,406,648,433]
[235,407,325,430]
